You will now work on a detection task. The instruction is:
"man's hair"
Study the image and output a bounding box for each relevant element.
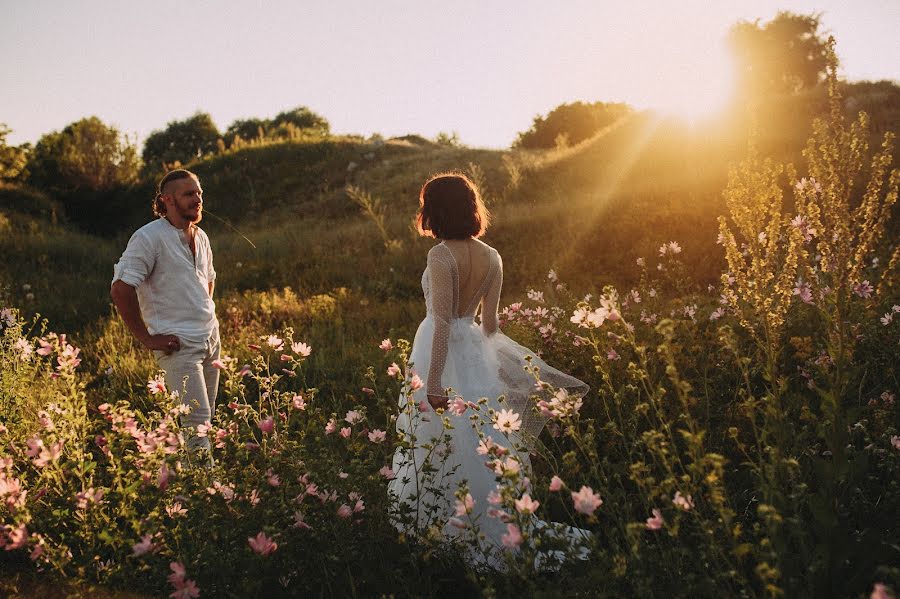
[415,173,490,239]
[153,169,198,217]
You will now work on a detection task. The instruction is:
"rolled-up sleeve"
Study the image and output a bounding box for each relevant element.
[112,230,155,288]
[205,237,216,282]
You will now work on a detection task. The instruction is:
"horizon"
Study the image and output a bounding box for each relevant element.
[2,0,898,149]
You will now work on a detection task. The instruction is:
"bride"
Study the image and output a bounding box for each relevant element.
[388,173,589,566]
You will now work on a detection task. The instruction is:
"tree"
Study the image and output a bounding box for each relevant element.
[27,116,139,193]
[271,106,329,135]
[224,118,267,146]
[0,124,30,183]
[142,112,221,171]
[728,11,831,97]
[513,101,631,149]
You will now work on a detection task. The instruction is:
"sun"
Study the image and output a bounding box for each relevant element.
[644,39,736,124]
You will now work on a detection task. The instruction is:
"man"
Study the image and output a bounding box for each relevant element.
[111,169,220,459]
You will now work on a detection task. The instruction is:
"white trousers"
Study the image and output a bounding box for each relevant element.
[155,332,220,456]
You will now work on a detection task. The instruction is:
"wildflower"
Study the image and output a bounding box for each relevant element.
[340,427,351,438]
[448,517,468,529]
[501,524,523,548]
[263,335,284,350]
[292,394,306,410]
[325,419,337,434]
[527,289,544,303]
[449,397,467,415]
[870,583,893,599]
[646,508,664,530]
[132,534,157,556]
[258,417,275,434]
[493,409,522,433]
[455,493,475,516]
[158,463,171,491]
[409,374,424,391]
[493,457,521,476]
[673,491,694,511]
[211,358,226,369]
[167,562,200,599]
[636,257,645,267]
[344,410,363,424]
[607,348,620,361]
[293,510,312,530]
[514,493,540,514]
[547,269,558,282]
[147,375,167,395]
[266,469,281,486]
[379,466,396,479]
[368,429,386,443]
[36,338,54,356]
[793,282,814,305]
[14,339,32,361]
[891,436,900,450]
[379,338,393,351]
[549,475,564,492]
[572,486,602,515]
[387,363,401,377]
[75,487,105,509]
[166,502,187,517]
[0,308,15,328]
[4,524,28,550]
[710,307,725,321]
[237,364,252,377]
[337,504,352,518]
[195,422,211,438]
[248,532,278,556]
[487,489,502,505]
[33,440,62,468]
[288,341,310,357]
[853,280,874,299]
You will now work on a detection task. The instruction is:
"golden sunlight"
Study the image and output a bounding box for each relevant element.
[641,36,736,123]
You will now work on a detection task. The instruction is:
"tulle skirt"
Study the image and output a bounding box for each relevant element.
[388,316,590,567]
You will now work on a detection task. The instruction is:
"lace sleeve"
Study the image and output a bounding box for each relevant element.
[426,248,453,397]
[481,251,502,336]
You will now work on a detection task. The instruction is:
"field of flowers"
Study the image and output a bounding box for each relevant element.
[2,69,899,598]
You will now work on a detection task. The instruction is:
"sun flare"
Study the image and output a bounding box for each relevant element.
[644,40,736,123]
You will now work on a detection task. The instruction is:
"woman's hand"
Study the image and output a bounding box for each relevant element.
[427,394,449,411]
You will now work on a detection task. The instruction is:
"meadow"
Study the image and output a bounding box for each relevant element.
[1,67,899,597]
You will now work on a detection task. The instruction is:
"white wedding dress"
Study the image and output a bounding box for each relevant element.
[388,240,590,566]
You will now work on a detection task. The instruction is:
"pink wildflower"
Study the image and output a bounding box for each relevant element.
[514,493,540,514]
[501,523,523,548]
[409,374,424,391]
[379,466,396,479]
[571,485,603,515]
[132,534,157,556]
[549,475,564,492]
[248,531,278,556]
[379,339,393,351]
[368,429,386,443]
[339,427,351,438]
[673,491,695,511]
[258,417,275,434]
[455,493,475,516]
[291,341,312,356]
[337,504,352,518]
[646,508,664,530]
[386,363,401,377]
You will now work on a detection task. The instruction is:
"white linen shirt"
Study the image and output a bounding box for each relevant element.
[112,217,218,346]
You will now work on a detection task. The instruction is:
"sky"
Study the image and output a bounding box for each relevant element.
[2,0,898,149]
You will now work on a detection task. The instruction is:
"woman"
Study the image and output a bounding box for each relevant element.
[388,173,589,566]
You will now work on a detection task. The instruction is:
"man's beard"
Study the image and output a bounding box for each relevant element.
[176,204,202,224]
